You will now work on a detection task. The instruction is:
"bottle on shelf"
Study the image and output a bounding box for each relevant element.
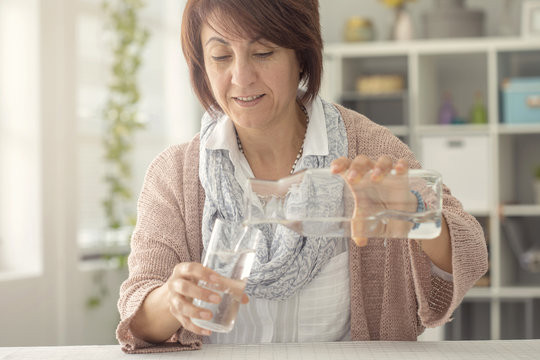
[470,91,487,124]
[438,92,457,125]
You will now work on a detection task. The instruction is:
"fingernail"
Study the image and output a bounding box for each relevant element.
[202,330,212,336]
[353,237,368,247]
[200,311,212,320]
[371,169,382,181]
[347,169,357,180]
[209,294,221,304]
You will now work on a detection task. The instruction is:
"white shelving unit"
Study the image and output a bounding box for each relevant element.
[322,37,540,340]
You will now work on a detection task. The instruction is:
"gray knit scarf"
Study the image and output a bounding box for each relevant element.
[199,98,348,300]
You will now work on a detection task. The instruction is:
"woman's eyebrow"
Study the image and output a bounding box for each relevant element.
[205,36,266,47]
[205,37,230,46]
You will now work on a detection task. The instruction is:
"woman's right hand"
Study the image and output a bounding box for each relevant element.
[166,262,249,336]
[331,155,414,246]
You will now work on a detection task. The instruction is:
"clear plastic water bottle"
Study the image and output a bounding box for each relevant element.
[244,168,443,240]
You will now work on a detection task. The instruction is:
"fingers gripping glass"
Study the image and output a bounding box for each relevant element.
[243,168,443,240]
[191,219,263,333]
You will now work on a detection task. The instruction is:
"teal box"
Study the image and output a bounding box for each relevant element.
[501,77,540,124]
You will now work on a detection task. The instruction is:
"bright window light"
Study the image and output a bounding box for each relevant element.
[0,0,41,274]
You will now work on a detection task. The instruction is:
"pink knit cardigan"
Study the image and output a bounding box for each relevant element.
[116,105,488,353]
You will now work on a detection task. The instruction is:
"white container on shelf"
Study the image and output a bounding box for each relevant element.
[420,134,491,213]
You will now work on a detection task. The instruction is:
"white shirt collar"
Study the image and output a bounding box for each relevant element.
[203,95,329,158]
[302,95,329,157]
[204,111,238,153]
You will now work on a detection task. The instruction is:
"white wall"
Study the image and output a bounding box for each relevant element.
[0,0,69,346]
[0,0,41,275]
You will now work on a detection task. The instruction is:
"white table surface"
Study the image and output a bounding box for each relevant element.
[1,340,540,360]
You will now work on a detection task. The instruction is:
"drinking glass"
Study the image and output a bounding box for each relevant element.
[191,219,263,333]
[244,168,443,240]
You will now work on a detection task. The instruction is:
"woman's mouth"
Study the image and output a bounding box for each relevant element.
[233,94,265,106]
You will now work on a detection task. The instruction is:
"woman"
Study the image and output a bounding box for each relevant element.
[116,0,488,353]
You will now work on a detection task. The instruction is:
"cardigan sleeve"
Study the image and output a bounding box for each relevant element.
[411,185,488,328]
[365,122,488,329]
[116,143,203,353]
[337,104,488,332]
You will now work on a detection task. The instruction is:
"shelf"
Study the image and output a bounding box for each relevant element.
[465,287,495,300]
[501,204,540,217]
[340,91,407,101]
[325,37,540,58]
[496,287,540,299]
[498,124,540,135]
[79,243,130,261]
[417,124,491,136]
[465,287,540,300]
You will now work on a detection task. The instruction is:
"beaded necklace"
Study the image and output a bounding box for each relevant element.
[236,105,309,175]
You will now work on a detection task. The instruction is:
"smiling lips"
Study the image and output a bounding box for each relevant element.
[233,94,265,106]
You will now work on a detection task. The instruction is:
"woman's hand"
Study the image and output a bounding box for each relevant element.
[331,155,416,246]
[166,262,249,336]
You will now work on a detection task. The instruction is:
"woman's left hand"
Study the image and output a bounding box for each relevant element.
[331,155,417,246]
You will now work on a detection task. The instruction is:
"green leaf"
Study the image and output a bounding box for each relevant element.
[86,296,102,309]
[100,0,148,248]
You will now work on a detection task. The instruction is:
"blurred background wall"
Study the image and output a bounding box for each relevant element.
[0,0,532,346]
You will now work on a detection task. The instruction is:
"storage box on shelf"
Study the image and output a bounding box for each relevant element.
[498,49,540,131]
[323,37,540,341]
[420,134,491,214]
[501,77,540,125]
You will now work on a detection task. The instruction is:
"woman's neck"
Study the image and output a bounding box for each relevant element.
[235,103,308,180]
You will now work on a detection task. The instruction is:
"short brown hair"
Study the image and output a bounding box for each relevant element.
[181,0,322,113]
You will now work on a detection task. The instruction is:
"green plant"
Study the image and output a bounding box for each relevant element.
[102,0,150,231]
[87,0,150,310]
[534,165,540,180]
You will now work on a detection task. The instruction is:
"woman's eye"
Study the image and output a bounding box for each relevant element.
[255,51,273,58]
[211,55,230,61]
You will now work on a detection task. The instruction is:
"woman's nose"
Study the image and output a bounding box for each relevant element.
[231,57,256,87]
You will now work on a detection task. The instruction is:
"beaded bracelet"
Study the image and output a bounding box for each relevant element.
[411,190,425,230]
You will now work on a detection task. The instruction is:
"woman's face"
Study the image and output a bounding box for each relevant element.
[201,21,301,130]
